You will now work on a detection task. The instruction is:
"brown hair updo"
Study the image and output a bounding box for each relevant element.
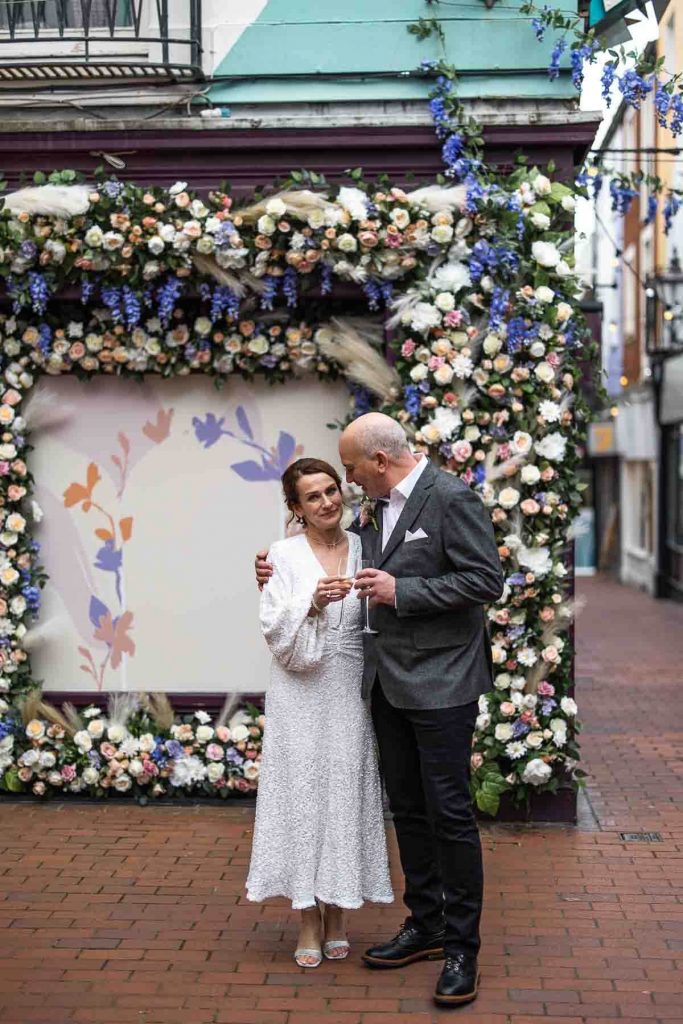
[281,458,343,526]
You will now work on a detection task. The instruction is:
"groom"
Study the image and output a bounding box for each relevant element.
[257,412,504,1007]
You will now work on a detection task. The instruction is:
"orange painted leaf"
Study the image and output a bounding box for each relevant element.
[119,517,133,542]
[95,610,135,670]
[63,482,89,507]
[86,462,100,494]
[143,407,174,444]
[95,528,114,542]
[118,432,130,455]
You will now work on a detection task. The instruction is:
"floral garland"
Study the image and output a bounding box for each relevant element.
[0,693,263,799]
[0,156,596,812]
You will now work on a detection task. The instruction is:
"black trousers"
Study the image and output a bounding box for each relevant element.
[371,680,483,958]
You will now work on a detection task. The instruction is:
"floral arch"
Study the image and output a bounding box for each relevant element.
[0,166,589,813]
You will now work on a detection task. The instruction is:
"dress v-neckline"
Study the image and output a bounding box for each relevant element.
[302,531,352,579]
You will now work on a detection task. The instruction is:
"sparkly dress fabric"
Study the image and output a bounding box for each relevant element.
[246,531,393,910]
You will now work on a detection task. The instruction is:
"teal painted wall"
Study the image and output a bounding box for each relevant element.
[208,0,575,105]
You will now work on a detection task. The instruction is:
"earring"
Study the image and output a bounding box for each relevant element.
[295,514,306,526]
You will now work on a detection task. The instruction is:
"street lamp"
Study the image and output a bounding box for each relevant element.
[646,250,683,357]
[645,252,683,600]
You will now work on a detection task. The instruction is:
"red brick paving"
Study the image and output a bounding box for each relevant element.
[0,575,681,1023]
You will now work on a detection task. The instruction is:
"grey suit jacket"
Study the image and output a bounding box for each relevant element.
[358,461,505,709]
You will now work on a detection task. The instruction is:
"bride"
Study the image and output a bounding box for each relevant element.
[246,457,393,967]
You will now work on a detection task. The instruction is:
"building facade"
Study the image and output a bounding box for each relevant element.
[587,0,683,601]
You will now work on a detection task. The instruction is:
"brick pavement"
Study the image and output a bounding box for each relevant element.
[0,575,681,1023]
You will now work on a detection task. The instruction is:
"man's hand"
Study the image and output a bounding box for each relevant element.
[354,568,396,607]
[255,549,273,590]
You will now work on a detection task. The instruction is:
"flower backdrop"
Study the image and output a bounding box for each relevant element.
[0,126,597,811]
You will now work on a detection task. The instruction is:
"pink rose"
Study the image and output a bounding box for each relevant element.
[234,778,250,792]
[100,742,116,761]
[500,702,516,716]
[520,499,540,516]
[0,462,9,476]
[385,231,403,248]
[61,764,76,782]
[206,743,224,761]
[451,440,473,463]
[216,726,230,743]
[470,753,484,769]
[539,608,555,623]
[537,681,555,696]
[443,310,463,328]
[547,352,561,367]
[401,339,416,358]
[459,467,474,485]
[428,356,445,371]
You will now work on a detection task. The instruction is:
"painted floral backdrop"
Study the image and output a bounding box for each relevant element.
[0,155,595,811]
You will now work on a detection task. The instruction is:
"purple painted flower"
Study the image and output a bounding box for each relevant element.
[192,413,226,449]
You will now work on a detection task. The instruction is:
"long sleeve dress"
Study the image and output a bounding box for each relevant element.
[246,531,393,910]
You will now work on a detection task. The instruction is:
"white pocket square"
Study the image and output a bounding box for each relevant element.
[405,527,428,542]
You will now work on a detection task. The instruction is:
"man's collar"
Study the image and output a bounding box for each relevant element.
[391,455,428,500]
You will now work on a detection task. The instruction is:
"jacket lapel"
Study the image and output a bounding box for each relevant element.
[376,461,436,568]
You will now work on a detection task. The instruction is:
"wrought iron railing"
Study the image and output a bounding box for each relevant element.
[0,0,202,85]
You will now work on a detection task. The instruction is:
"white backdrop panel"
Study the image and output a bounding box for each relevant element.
[30,375,349,694]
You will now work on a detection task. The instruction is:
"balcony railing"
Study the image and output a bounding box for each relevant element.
[0,0,202,86]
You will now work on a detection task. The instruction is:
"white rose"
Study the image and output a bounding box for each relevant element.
[307,209,326,229]
[431,224,454,244]
[337,232,358,253]
[169,181,188,196]
[526,731,545,749]
[532,241,560,268]
[128,758,144,777]
[478,695,489,713]
[534,174,552,196]
[0,444,16,460]
[560,697,578,717]
[491,645,506,664]
[159,223,176,243]
[9,595,26,616]
[555,301,573,322]
[73,730,92,753]
[483,334,502,356]
[410,363,428,383]
[534,362,555,384]
[247,336,269,356]
[107,724,127,744]
[6,514,25,534]
[433,364,454,386]
[498,487,520,509]
[529,341,546,358]
[231,724,249,743]
[495,723,514,742]
[464,426,480,442]
[535,286,554,304]
[561,195,576,213]
[265,197,287,218]
[520,465,541,485]
[435,292,455,312]
[195,725,214,743]
[521,758,553,786]
[531,213,550,230]
[257,215,276,236]
[147,236,165,255]
[85,226,104,248]
[138,733,156,753]
[511,431,533,456]
[87,719,105,739]
[494,673,511,690]
[475,713,491,731]
[555,259,572,278]
[82,766,100,785]
[534,432,567,462]
[207,762,225,784]
[113,774,132,792]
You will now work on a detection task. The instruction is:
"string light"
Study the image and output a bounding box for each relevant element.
[619,375,629,387]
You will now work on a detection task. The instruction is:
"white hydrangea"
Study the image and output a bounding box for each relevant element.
[521,758,553,786]
[430,260,471,294]
[517,545,553,578]
[535,432,567,462]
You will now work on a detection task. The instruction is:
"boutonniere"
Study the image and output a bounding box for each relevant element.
[359,495,379,531]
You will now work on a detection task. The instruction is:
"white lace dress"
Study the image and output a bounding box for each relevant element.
[246,531,393,910]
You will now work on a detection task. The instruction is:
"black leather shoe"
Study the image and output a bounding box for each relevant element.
[362,921,445,969]
[433,953,480,1006]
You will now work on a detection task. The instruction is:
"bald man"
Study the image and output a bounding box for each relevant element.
[256,413,504,1007]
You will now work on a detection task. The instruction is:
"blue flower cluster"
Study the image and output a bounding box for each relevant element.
[100,285,122,323]
[403,384,422,417]
[122,285,141,328]
[664,193,682,234]
[601,62,617,107]
[282,266,298,308]
[548,38,566,82]
[156,276,183,326]
[644,194,658,227]
[488,286,510,330]
[618,69,653,109]
[609,179,638,215]
[28,271,49,315]
[21,584,41,614]
[259,274,279,311]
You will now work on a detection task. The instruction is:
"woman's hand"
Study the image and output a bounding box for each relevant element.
[312,575,353,611]
[255,549,273,590]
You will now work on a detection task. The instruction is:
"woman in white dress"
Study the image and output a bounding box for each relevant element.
[246,457,393,967]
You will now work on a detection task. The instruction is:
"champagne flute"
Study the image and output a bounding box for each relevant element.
[359,558,379,635]
[334,552,351,628]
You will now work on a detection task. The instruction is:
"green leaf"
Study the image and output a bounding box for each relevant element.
[33,171,46,185]
[2,767,24,793]
[550,182,573,201]
[475,788,500,816]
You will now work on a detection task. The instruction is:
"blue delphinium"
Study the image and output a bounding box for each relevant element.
[618,69,653,109]
[21,585,41,613]
[81,277,95,304]
[156,275,183,326]
[655,83,671,128]
[442,133,464,169]
[38,323,52,355]
[489,286,510,330]
[609,179,638,215]
[282,266,298,307]
[601,62,617,107]
[100,284,122,323]
[644,194,658,226]
[403,384,422,417]
[122,285,141,328]
[28,271,50,315]
[320,264,333,295]
[362,279,382,311]
[548,39,567,82]
[506,316,533,354]
[664,193,682,234]
[259,274,279,311]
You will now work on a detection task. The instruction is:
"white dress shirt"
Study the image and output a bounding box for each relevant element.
[381,456,428,551]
